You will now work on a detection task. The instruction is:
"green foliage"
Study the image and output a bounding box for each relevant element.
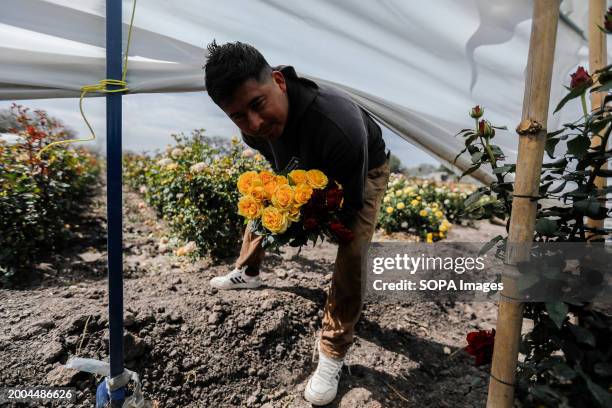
[0,104,101,284]
[123,130,268,260]
[377,174,481,241]
[460,63,611,404]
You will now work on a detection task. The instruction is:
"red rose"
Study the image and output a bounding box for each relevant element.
[310,189,327,212]
[303,217,318,231]
[329,221,354,243]
[465,329,495,366]
[478,120,494,138]
[570,66,592,89]
[605,7,612,32]
[470,105,483,119]
[326,186,343,211]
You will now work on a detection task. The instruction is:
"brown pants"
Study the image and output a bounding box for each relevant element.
[236,160,390,359]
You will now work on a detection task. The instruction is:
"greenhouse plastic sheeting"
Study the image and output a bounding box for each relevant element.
[0,0,599,182]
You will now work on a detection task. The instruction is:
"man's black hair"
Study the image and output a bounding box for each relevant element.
[204,40,273,106]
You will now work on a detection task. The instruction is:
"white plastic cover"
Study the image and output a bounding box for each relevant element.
[0,0,600,182]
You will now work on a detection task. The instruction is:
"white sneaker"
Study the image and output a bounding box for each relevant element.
[209,266,262,290]
[304,350,344,406]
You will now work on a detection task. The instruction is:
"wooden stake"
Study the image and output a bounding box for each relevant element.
[486,2,560,407]
[587,0,608,236]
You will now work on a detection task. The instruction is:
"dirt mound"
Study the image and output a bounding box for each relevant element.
[0,187,505,407]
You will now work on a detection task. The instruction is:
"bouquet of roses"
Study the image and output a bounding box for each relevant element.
[236,168,354,249]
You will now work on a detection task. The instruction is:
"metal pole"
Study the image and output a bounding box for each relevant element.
[106,0,124,405]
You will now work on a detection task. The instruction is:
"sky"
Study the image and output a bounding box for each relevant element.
[0,91,439,167]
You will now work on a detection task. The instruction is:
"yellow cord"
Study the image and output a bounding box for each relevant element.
[37,0,138,159]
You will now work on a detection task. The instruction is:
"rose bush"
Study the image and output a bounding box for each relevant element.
[123,130,268,260]
[377,173,481,241]
[0,104,101,284]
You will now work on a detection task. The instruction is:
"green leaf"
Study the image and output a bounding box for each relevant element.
[579,370,612,407]
[554,85,588,114]
[460,163,481,179]
[566,136,591,157]
[593,362,612,377]
[530,385,563,404]
[464,190,485,207]
[478,235,503,256]
[493,164,515,174]
[465,133,478,146]
[568,325,596,347]
[471,151,484,163]
[550,362,576,380]
[545,302,568,329]
[535,218,557,235]
[545,137,561,159]
[574,198,607,219]
[542,157,567,169]
[548,181,567,194]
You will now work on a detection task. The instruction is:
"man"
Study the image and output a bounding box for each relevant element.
[204,40,390,406]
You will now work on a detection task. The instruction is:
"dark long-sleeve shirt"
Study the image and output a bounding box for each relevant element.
[242,65,387,217]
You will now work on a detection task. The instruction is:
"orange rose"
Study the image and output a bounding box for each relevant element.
[288,169,307,185]
[238,195,263,220]
[258,170,275,184]
[250,185,268,202]
[293,183,313,206]
[237,171,261,195]
[271,184,295,210]
[261,206,289,234]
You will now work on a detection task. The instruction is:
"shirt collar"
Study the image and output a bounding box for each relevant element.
[276,65,318,136]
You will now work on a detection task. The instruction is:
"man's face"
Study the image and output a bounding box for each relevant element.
[220,71,289,142]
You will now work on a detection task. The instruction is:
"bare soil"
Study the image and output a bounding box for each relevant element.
[0,186,507,407]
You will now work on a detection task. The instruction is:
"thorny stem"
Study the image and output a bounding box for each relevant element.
[580,92,589,123]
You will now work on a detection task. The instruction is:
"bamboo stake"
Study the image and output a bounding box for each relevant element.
[486,2,560,407]
[587,0,608,237]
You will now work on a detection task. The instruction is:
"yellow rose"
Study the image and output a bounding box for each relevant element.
[288,169,308,185]
[383,196,391,203]
[259,170,275,184]
[306,169,328,189]
[426,232,433,243]
[386,206,394,214]
[275,175,289,185]
[439,231,445,239]
[249,185,268,202]
[238,195,263,220]
[419,209,428,217]
[395,190,402,197]
[286,205,301,222]
[435,210,444,218]
[431,202,439,209]
[410,199,419,206]
[439,224,448,232]
[396,202,405,210]
[271,184,295,210]
[237,171,260,195]
[294,183,313,206]
[261,206,289,234]
[263,179,278,197]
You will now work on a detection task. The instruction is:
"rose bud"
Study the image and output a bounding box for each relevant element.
[570,66,592,89]
[605,7,612,32]
[478,120,495,139]
[469,105,484,119]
